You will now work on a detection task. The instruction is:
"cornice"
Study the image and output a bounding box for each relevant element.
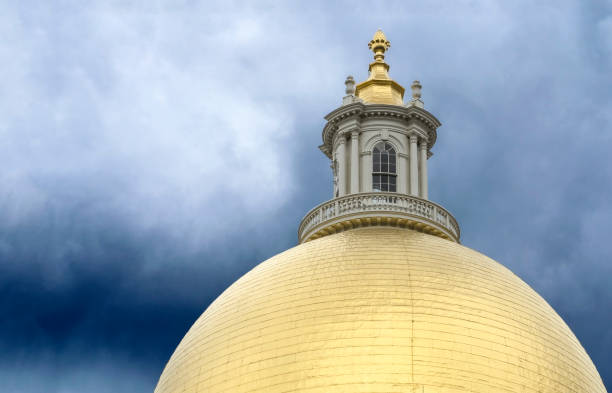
[321,102,441,159]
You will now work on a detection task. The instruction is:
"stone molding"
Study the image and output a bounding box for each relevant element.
[298,192,460,244]
[321,102,441,159]
[363,132,406,152]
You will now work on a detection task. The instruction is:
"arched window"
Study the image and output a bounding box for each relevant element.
[372,141,397,192]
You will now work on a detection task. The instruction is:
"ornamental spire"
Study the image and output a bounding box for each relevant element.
[355,30,405,105]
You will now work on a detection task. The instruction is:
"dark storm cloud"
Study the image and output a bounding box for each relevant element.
[1,1,611,392]
[0,191,302,392]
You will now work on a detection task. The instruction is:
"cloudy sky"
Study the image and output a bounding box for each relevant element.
[1,1,611,391]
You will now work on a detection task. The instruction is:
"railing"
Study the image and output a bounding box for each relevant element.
[298,192,460,243]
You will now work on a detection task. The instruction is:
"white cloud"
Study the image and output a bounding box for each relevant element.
[0,2,348,246]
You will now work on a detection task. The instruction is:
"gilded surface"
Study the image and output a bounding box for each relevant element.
[155,227,606,392]
[355,30,405,105]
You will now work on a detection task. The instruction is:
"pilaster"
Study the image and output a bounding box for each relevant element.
[362,151,372,192]
[398,153,409,194]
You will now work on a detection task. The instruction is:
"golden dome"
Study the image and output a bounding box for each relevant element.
[355,30,405,105]
[155,227,606,392]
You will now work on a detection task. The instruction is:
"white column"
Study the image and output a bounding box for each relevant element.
[409,134,419,196]
[336,136,347,197]
[418,139,428,199]
[350,130,360,194]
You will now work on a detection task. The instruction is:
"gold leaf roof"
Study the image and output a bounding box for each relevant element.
[155,227,606,393]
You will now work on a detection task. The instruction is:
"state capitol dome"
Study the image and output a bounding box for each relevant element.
[154,31,606,393]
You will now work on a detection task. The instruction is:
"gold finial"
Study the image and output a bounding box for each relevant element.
[369,29,390,62]
[354,30,405,105]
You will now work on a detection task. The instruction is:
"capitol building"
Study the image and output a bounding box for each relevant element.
[154,31,606,393]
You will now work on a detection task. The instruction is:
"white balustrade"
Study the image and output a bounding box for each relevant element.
[298,192,460,243]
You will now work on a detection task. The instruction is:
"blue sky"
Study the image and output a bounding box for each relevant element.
[1,1,611,391]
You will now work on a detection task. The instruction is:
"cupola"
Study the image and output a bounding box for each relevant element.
[301,31,459,244]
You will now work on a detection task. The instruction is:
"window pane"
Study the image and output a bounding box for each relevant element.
[390,176,396,186]
[389,162,396,173]
[373,155,380,172]
[381,153,388,172]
